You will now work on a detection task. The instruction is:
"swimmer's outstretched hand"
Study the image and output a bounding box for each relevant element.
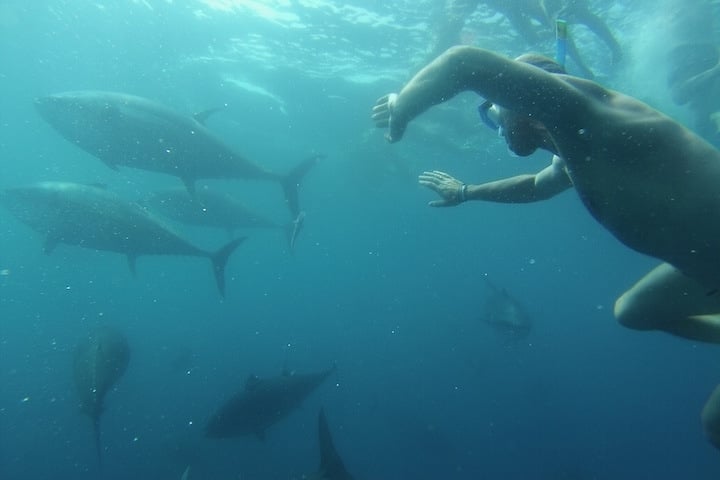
[418,170,467,207]
[372,93,406,143]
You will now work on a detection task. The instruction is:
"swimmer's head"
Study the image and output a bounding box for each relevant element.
[479,53,566,131]
[514,53,566,74]
[480,53,566,156]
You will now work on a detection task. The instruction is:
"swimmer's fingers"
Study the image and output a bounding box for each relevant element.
[371,105,389,120]
[419,171,462,207]
[418,171,438,181]
[373,117,389,128]
[428,198,454,207]
[371,94,393,116]
[373,93,395,110]
[371,93,397,127]
[419,170,455,184]
[418,172,442,190]
[418,179,437,192]
[430,170,454,181]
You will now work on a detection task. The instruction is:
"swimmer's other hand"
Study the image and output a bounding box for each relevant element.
[418,170,466,207]
[372,93,405,142]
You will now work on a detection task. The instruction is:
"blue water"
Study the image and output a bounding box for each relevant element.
[1,1,718,479]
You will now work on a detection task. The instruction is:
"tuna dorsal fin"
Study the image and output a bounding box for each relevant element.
[245,374,261,391]
[193,107,224,125]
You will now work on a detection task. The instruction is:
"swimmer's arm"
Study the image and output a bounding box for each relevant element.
[373,46,585,142]
[465,156,572,203]
[375,47,518,142]
[671,61,720,105]
[419,157,571,207]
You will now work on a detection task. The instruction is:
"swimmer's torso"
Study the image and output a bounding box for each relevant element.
[551,87,720,286]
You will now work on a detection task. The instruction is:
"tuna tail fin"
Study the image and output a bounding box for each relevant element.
[318,408,353,480]
[210,237,246,297]
[284,211,306,253]
[280,154,323,217]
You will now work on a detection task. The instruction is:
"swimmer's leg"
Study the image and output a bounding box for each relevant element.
[503,9,541,45]
[565,35,595,79]
[614,263,720,344]
[573,10,622,64]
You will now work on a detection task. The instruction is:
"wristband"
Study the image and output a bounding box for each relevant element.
[459,184,468,203]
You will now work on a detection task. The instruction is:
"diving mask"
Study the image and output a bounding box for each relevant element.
[478,100,503,136]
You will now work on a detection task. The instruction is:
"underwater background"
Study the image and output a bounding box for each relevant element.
[0,1,719,479]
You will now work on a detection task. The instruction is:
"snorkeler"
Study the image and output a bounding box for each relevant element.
[372,45,720,449]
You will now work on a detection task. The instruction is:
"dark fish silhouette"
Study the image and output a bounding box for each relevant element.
[143,187,282,234]
[481,279,532,342]
[73,326,130,469]
[141,187,307,250]
[662,0,720,147]
[0,182,245,296]
[311,408,356,480]
[205,365,335,440]
[34,90,321,217]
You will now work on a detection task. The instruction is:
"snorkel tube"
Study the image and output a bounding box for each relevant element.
[555,19,568,68]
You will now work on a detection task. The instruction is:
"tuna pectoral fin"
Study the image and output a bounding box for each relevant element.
[100,158,119,171]
[193,107,225,125]
[127,255,138,276]
[210,237,246,297]
[280,154,323,217]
